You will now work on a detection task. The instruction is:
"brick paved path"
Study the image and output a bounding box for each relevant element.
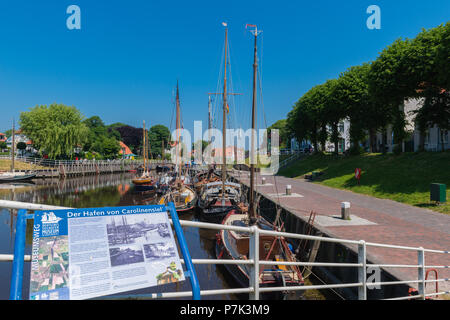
[231,171,450,297]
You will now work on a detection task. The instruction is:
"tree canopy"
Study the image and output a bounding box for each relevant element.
[20,104,89,159]
[285,23,449,154]
[148,124,171,158]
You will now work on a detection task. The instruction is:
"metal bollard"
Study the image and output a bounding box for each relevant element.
[286,185,292,196]
[341,202,351,220]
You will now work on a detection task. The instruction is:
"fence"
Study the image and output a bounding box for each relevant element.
[0,200,448,300]
[278,152,304,170]
[0,155,171,177]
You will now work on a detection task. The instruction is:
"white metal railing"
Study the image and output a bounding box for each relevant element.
[0,155,170,168]
[0,200,448,300]
[278,152,303,170]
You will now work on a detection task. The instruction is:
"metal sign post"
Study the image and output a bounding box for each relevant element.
[355,168,362,185]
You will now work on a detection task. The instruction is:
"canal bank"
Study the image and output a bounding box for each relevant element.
[230,170,450,300]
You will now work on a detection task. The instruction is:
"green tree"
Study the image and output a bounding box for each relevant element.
[82,115,121,158]
[148,125,171,158]
[19,104,89,159]
[437,23,450,90]
[16,142,27,156]
[93,136,120,159]
[267,119,289,149]
[369,24,449,152]
[287,87,321,153]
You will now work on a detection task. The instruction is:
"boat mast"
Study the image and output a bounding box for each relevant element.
[247,24,260,221]
[143,120,146,174]
[11,119,15,173]
[208,95,212,143]
[176,81,181,179]
[222,23,228,200]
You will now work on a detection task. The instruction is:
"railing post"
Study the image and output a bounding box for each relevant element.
[249,225,260,300]
[418,247,425,300]
[358,240,367,300]
[10,209,28,300]
[167,202,201,300]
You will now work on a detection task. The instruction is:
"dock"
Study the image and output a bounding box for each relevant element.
[230,170,450,299]
[0,155,169,178]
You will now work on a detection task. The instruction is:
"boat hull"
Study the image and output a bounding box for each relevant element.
[0,173,36,183]
[134,184,157,192]
[132,178,154,185]
[197,201,240,224]
[158,186,198,214]
[215,212,304,300]
[215,237,301,300]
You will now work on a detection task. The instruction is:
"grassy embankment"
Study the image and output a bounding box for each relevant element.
[278,152,450,215]
[0,159,49,171]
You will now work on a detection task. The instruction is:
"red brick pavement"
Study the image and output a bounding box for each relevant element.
[231,171,450,297]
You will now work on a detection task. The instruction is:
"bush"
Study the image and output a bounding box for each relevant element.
[348,145,365,155]
[393,144,402,155]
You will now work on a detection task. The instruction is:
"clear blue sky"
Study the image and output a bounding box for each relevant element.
[0,0,449,136]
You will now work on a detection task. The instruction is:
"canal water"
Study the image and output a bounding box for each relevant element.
[0,173,238,300]
[0,173,332,300]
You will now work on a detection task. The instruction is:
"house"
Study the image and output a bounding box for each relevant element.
[6,130,37,155]
[119,141,136,159]
[0,133,6,143]
[210,146,245,163]
[372,98,449,152]
[325,118,351,153]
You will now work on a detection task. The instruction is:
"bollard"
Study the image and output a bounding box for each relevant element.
[341,202,351,220]
[286,185,292,196]
[261,177,266,185]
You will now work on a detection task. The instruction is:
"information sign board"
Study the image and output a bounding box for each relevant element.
[29,205,185,300]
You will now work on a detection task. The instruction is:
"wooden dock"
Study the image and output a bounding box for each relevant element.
[1,156,170,179]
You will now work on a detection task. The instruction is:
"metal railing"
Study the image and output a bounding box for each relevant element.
[0,155,170,168]
[278,152,303,170]
[0,200,449,300]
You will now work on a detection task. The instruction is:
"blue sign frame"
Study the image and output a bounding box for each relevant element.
[9,202,201,300]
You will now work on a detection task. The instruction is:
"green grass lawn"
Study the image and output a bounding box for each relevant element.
[278,151,450,214]
[0,159,49,171]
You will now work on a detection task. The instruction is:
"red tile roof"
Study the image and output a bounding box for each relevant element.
[119,141,133,155]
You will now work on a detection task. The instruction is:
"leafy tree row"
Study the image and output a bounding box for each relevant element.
[19,104,172,159]
[285,23,449,154]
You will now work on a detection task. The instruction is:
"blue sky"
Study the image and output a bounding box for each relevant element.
[0,0,449,137]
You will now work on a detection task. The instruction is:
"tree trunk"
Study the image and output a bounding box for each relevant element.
[369,128,376,153]
[332,122,339,155]
[418,130,425,152]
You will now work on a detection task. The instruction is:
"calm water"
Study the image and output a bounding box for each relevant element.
[0,173,238,300]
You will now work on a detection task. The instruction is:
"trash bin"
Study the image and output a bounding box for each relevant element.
[430,183,446,203]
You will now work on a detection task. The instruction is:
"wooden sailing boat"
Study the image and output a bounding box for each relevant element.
[0,119,36,183]
[192,95,221,193]
[198,23,245,223]
[215,24,304,299]
[132,120,156,190]
[158,82,197,212]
